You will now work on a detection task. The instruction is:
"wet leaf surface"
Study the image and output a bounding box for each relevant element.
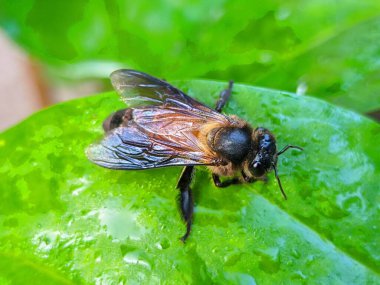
[0,80,379,284]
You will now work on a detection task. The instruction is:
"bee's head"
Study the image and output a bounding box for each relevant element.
[248,127,303,200]
[249,127,277,178]
[249,151,275,177]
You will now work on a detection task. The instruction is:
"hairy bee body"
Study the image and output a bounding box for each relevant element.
[87,69,302,242]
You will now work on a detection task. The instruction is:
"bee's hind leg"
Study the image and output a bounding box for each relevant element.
[215,80,234,113]
[176,166,195,242]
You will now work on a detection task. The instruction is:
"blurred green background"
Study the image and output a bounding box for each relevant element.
[1,0,380,125]
[0,1,380,284]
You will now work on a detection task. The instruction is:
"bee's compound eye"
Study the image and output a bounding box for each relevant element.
[250,160,265,177]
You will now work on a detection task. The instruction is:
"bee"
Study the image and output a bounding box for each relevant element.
[87,70,303,242]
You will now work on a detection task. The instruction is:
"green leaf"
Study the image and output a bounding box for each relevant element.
[2,1,380,113]
[252,16,380,114]
[0,80,379,284]
[0,2,378,76]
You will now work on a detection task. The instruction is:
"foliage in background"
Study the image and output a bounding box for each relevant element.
[1,0,380,113]
[0,1,380,283]
[0,81,379,284]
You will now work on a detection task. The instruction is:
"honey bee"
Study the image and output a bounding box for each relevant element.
[87,70,303,242]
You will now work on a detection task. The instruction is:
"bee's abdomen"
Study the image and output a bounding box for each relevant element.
[103,108,133,132]
[207,126,252,164]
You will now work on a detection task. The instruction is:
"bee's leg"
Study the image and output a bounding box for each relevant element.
[176,166,195,242]
[175,80,235,241]
[241,171,254,183]
[215,80,234,113]
[212,173,241,188]
[241,171,268,183]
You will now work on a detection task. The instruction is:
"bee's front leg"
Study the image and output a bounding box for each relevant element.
[241,171,268,183]
[212,173,241,188]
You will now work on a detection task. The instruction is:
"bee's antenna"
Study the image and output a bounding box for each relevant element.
[273,145,302,200]
[272,163,287,200]
[277,145,303,156]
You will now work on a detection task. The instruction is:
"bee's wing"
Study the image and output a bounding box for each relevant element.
[110,69,215,112]
[87,106,228,169]
[87,69,236,169]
